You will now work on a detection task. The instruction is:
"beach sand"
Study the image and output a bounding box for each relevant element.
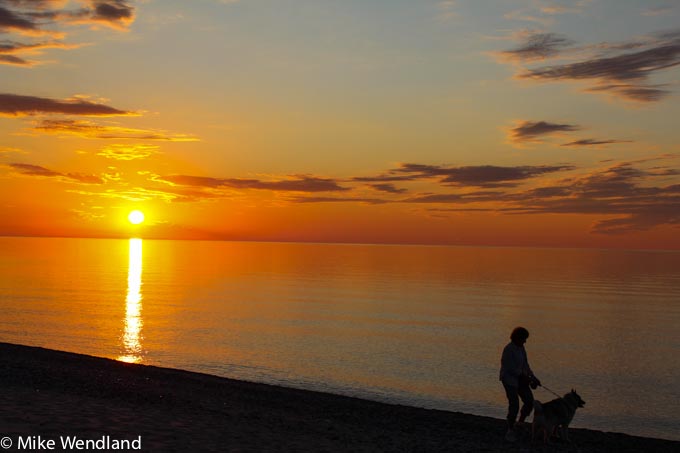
[1,342,677,452]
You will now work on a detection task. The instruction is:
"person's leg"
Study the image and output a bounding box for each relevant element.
[503,382,520,429]
[517,380,534,423]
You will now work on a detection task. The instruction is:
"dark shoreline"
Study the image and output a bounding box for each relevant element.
[1,342,678,452]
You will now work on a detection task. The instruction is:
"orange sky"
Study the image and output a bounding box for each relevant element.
[1,1,679,249]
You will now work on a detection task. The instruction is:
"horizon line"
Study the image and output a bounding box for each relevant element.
[1,233,679,253]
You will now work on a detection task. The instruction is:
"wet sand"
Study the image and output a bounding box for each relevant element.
[1,342,677,452]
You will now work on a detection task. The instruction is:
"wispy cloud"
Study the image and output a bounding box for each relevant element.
[345,157,670,233]
[0,0,135,32]
[493,32,573,62]
[401,191,503,204]
[20,154,677,236]
[583,83,669,103]
[352,162,575,189]
[368,183,408,194]
[32,119,199,141]
[0,0,135,66]
[561,138,633,147]
[67,186,216,203]
[506,159,680,234]
[395,162,575,187]
[0,40,82,66]
[412,156,680,234]
[97,144,160,160]
[303,156,679,234]
[508,120,580,144]
[0,93,133,116]
[157,174,350,193]
[290,196,389,205]
[509,29,680,102]
[8,162,104,184]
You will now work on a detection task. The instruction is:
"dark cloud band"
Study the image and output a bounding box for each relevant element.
[0,93,132,116]
[9,162,104,184]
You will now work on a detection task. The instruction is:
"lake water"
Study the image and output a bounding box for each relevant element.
[1,237,679,440]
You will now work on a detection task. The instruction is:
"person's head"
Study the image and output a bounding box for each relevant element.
[510,327,529,346]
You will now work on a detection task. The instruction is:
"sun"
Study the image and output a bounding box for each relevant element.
[128,210,145,225]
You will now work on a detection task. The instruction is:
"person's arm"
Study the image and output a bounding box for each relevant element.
[524,350,541,386]
[525,350,534,377]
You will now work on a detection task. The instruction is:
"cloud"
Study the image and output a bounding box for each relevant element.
[501,158,680,233]
[87,0,134,30]
[67,186,219,203]
[368,183,408,194]
[508,120,580,144]
[346,157,680,234]
[27,154,673,236]
[32,119,199,141]
[8,162,104,184]
[353,162,575,188]
[401,191,503,204]
[0,93,132,116]
[584,83,669,103]
[515,30,680,102]
[561,138,633,147]
[342,158,680,233]
[290,196,389,205]
[352,174,415,183]
[521,44,680,82]
[0,40,82,66]
[69,173,359,204]
[0,0,135,66]
[0,3,45,35]
[97,144,159,160]
[0,54,28,65]
[157,174,350,193]
[0,0,135,32]
[395,162,576,187]
[494,32,573,62]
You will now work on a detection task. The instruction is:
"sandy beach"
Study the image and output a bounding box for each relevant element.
[1,342,677,452]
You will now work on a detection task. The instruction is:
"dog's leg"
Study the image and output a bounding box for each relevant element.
[562,424,571,444]
[543,423,552,446]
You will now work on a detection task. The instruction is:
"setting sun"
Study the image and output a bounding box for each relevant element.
[128,210,145,225]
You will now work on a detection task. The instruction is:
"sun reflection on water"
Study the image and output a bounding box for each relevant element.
[119,238,143,363]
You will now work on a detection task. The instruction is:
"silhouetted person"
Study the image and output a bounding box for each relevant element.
[500,326,541,442]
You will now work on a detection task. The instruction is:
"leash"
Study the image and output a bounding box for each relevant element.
[540,384,562,399]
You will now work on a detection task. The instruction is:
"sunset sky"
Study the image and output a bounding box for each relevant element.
[1,0,679,249]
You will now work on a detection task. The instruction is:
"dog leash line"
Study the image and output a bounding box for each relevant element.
[540,384,562,399]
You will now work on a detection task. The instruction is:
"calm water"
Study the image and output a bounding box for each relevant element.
[1,237,679,440]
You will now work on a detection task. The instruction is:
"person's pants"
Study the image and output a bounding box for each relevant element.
[503,379,534,429]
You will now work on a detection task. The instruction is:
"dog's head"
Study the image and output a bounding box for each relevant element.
[567,389,586,408]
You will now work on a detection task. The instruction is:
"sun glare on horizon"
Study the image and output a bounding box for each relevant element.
[128,210,145,225]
